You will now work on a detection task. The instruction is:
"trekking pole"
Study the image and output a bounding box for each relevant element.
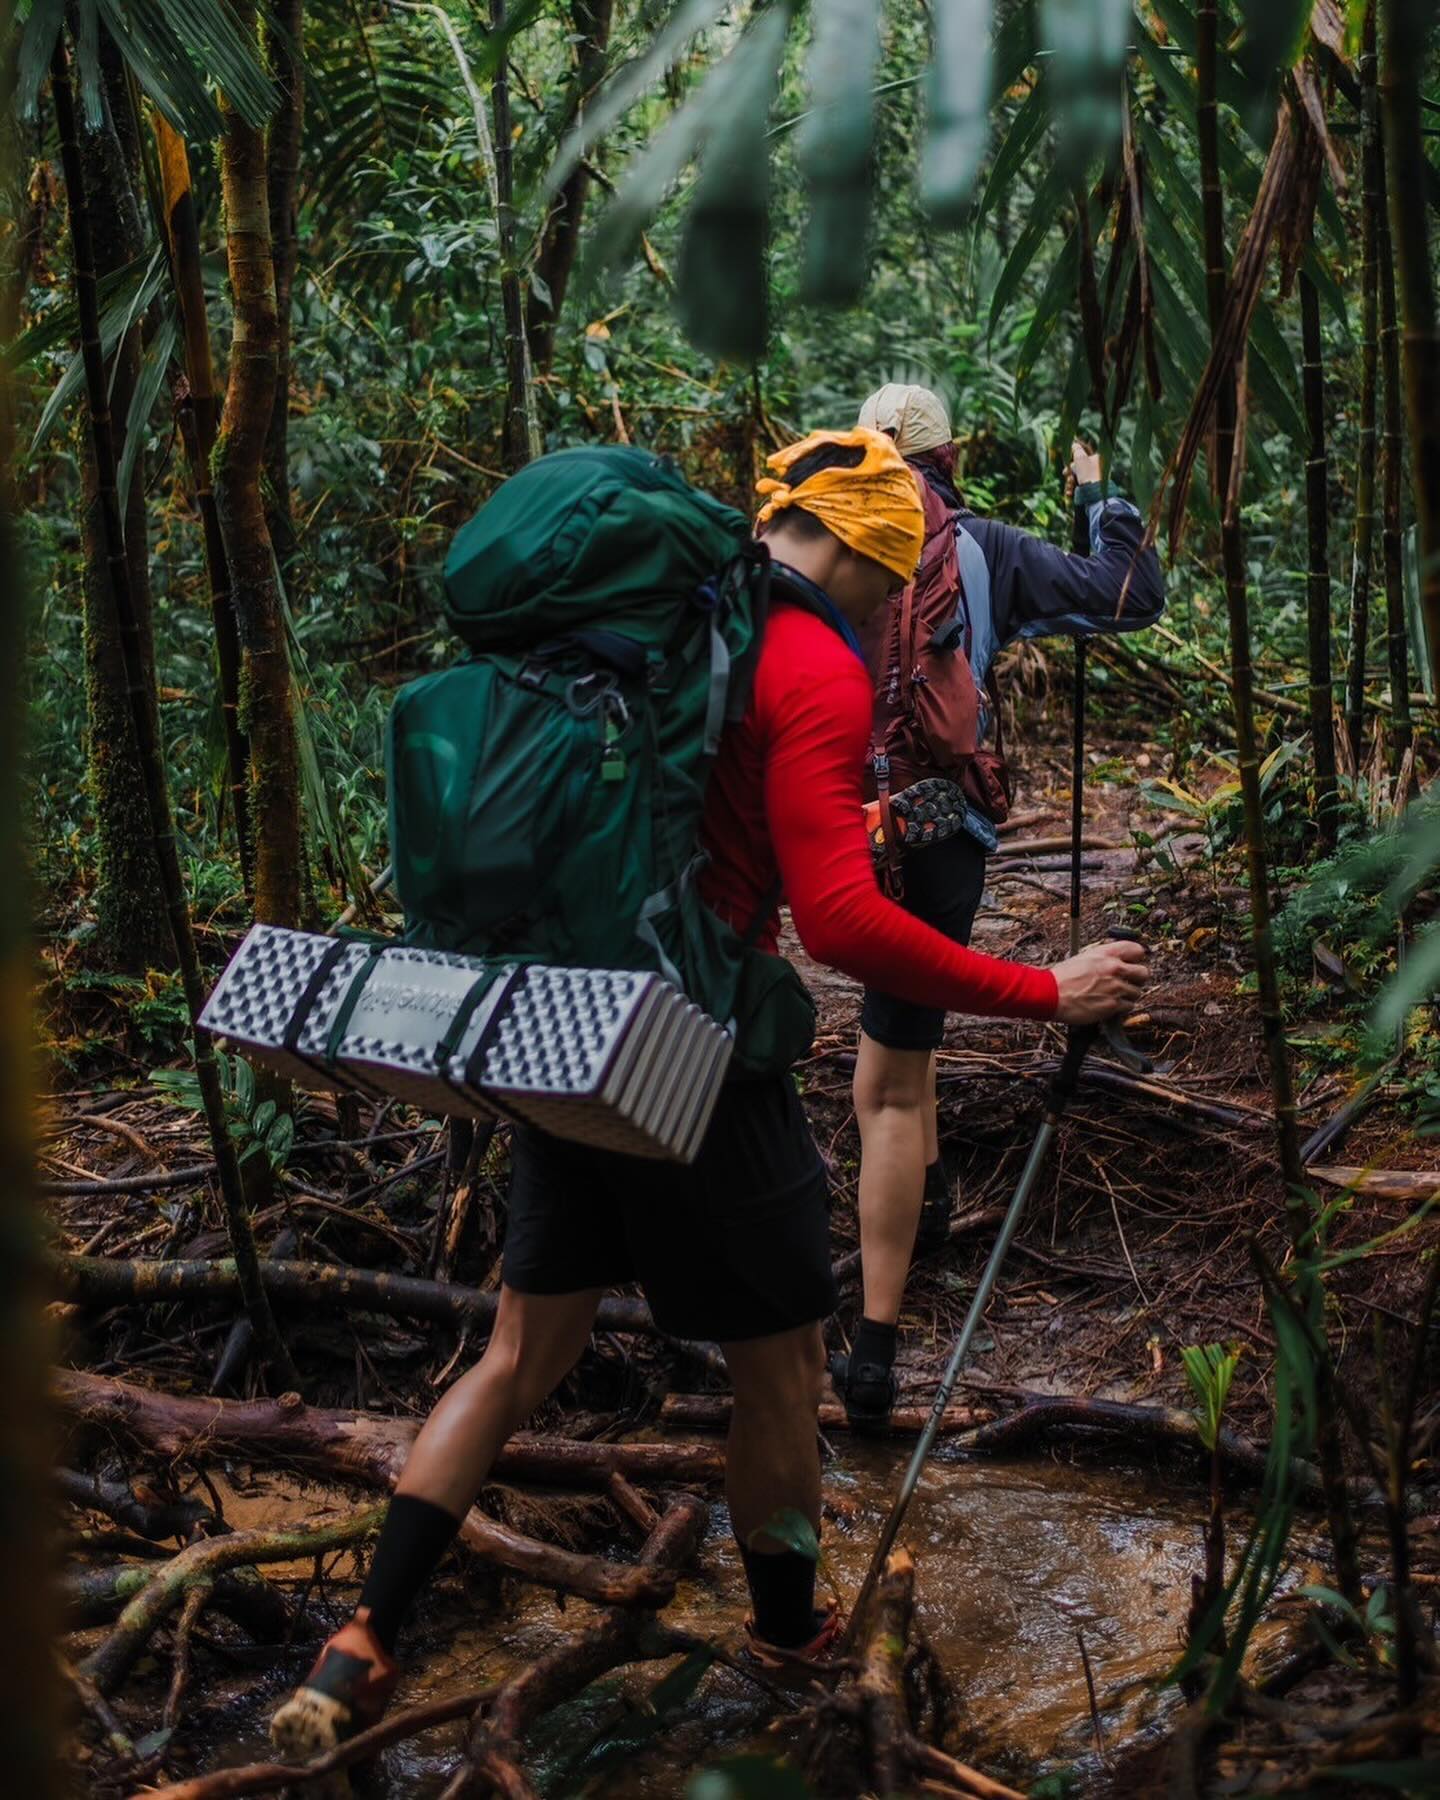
[1069,471,1092,957]
[841,928,1151,1648]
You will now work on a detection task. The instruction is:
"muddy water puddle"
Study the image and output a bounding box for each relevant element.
[184,1447,1304,1796]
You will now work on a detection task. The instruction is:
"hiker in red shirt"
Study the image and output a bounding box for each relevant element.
[270,430,1147,1760]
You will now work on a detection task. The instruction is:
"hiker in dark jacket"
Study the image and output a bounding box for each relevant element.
[834,383,1165,1431]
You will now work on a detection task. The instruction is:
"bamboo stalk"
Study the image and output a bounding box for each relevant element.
[1381,0,1440,712]
[1301,271,1338,848]
[1197,0,1234,504]
[1347,2,1381,757]
[151,113,252,892]
[1377,114,1412,770]
[49,36,299,1393]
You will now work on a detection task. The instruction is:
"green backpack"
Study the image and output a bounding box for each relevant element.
[385,445,816,1077]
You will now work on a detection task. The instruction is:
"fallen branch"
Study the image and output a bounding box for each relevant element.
[57,1253,662,1338]
[990,834,1125,857]
[856,1549,916,1796]
[61,1561,288,1639]
[57,1465,216,1542]
[957,1393,1323,1496]
[58,1370,718,1606]
[81,1509,385,1696]
[42,1163,217,1197]
[449,1496,708,1799]
[658,1394,993,1437]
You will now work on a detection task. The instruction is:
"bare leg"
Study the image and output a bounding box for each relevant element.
[854,1031,933,1327]
[720,1323,825,1548]
[924,1051,939,1165]
[394,1285,603,1516]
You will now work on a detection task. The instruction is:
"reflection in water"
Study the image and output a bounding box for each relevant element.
[204,1452,1284,1795]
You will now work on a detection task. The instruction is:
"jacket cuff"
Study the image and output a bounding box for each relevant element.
[1074,479,1124,510]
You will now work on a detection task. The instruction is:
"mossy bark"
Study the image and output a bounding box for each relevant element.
[214,0,303,928]
[78,43,169,969]
[263,0,304,575]
[0,109,62,1798]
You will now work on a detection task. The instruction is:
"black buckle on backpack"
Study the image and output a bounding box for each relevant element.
[929,618,965,653]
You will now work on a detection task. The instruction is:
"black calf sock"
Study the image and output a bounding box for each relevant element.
[923,1158,949,1204]
[853,1316,898,1372]
[358,1494,463,1653]
[741,1545,821,1648]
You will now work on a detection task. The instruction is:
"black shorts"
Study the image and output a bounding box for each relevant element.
[860,832,989,1052]
[501,1074,836,1343]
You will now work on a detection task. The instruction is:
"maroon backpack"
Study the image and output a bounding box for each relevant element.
[860,477,1011,891]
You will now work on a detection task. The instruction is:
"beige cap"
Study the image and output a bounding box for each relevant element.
[856,383,952,457]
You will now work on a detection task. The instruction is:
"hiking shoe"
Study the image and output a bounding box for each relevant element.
[864,778,968,863]
[270,1615,398,1787]
[744,1598,845,1681]
[829,1351,897,1434]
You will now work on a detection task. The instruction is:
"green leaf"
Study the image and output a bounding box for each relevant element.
[1040,0,1131,159]
[975,72,1052,228]
[988,159,1072,337]
[265,1113,296,1167]
[688,1756,813,1800]
[116,314,178,536]
[30,250,167,456]
[1374,922,1440,1041]
[234,1056,256,1116]
[1297,1583,1364,1628]
[796,0,882,304]
[677,3,793,363]
[747,1507,819,1561]
[923,0,995,226]
[252,1099,277,1137]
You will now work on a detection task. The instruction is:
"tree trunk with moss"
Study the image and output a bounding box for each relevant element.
[263,0,304,576]
[153,114,253,893]
[78,42,170,969]
[492,0,540,468]
[0,65,62,1786]
[214,0,304,927]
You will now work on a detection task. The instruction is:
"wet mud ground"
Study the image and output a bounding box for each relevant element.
[50,723,1440,1795]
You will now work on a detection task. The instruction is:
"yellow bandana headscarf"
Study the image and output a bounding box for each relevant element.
[754,427,924,583]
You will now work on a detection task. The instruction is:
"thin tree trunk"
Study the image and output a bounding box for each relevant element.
[1301,272,1337,849]
[1347,1,1380,759]
[525,0,614,374]
[1197,0,1234,505]
[214,0,304,926]
[1378,136,1411,769]
[50,35,299,1393]
[152,114,252,894]
[1197,72,1363,1607]
[78,45,170,969]
[263,0,304,575]
[0,144,62,1797]
[1381,0,1440,709]
[492,0,540,467]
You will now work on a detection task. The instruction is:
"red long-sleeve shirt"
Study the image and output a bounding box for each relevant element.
[699,604,1058,1020]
